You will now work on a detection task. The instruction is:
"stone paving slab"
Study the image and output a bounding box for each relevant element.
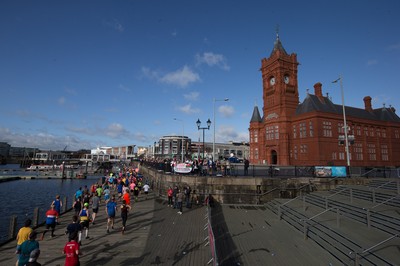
[0,192,210,266]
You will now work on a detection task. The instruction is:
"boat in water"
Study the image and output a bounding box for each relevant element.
[27,165,61,171]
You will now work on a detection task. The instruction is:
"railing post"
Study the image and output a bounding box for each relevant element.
[325,196,328,210]
[63,196,67,213]
[366,208,371,228]
[397,180,400,195]
[303,220,308,240]
[350,188,353,204]
[33,207,40,227]
[336,208,340,227]
[9,215,17,240]
[303,196,306,212]
[354,252,359,266]
[372,189,376,204]
[277,205,281,219]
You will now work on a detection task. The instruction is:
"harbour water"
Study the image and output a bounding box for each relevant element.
[0,176,100,244]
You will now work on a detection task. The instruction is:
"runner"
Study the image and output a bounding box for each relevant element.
[105,196,117,233]
[120,199,131,234]
[15,219,33,266]
[63,231,81,266]
[167,186,173,207]
[123,188,130,205]
[78,203,90,240]
[51,195,62,224]
[91,193,100,225]
[65,215,82,244]
[41,205,59,240]
[17,231,39,266]
[143,183,150,200]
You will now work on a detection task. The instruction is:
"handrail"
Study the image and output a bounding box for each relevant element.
[303,207,334,222]
[375,180,395,190]
[362,234,398,254]
[361,168,376,177]
[371,194,399,209]
[258,187,279,197]
[280,196,301,207]
[327,187,348,198]
[353,234,399,265]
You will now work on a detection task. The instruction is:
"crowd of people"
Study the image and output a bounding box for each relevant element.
[14,163,215,266]
[14,165,150,266]
[142,157,250,176]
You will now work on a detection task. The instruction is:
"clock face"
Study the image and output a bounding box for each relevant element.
[270,77,276,85]
[284,75,290,84]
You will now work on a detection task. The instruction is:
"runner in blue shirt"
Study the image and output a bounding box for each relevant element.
[106,196,117,233]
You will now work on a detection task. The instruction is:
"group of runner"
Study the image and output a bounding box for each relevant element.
[15,166,151,266]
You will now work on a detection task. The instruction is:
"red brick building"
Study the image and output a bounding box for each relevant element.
[249,35,400,167]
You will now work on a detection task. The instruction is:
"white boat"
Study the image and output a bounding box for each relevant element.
[27,165,61,171]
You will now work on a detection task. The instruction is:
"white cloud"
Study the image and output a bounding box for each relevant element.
[177,104,200,114]
[195,52,230,71]
[142,66,200,88]
[160,65,200,88]
[65,88,77,96]
[219,105,234,117]
[141,67,159,80]
[0,127,92,150]
[388,43,400,50]
[119,84,131,92]
[58,97,66,105]
[105,123,130,138]
[184,91,200,101]
[366,59,378,66]
[216,125,248,143]
[104,19,124,32]
[172,30,177,37]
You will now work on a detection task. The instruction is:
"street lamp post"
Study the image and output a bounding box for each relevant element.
[213,98,229,162]
[173,118,185,162]
[196,118,211,160]
[333,75,351,176]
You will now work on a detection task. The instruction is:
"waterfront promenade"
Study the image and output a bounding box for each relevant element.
[0,189,345,266]
[0,191,211,266]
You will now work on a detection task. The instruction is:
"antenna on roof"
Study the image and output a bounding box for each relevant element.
[276,24,280,39]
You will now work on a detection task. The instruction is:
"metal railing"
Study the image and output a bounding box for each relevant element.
[352,234,399,266]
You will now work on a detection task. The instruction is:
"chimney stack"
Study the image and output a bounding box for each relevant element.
[314,82,323,100]
[363,96,373,112]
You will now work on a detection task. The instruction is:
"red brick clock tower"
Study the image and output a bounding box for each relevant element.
[250,34,299,165]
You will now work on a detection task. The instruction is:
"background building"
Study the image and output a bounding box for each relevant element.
[154,136,191,160]
[190,141,249,161]
[249,35,400,167]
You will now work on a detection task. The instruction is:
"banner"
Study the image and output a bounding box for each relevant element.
[174,163,193,174]
[315,166,346,177]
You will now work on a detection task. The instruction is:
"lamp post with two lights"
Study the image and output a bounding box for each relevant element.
[196,118,211,161]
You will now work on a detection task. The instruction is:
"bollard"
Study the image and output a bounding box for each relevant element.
[63,196,68,213]
[33,207,40,227]
[9,215,17,240]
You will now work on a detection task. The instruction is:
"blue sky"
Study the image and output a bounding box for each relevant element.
[1,0,399,151]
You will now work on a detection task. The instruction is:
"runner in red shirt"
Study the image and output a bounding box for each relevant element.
[63,232,81,266]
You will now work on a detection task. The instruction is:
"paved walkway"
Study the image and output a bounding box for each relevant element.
[0,192,211,266]
[3,185,398,265]
[212,204,343,266]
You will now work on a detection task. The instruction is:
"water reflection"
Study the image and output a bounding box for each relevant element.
[0,177,99,243]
